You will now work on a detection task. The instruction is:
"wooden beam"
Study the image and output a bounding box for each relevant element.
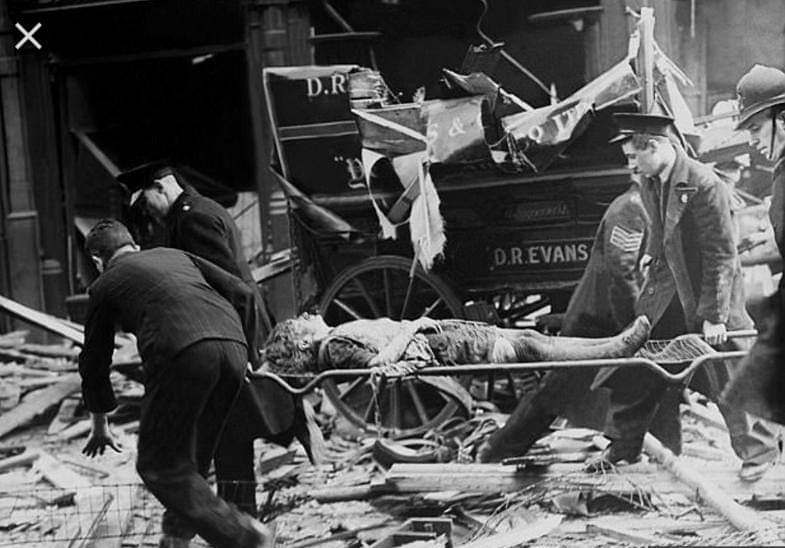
[34,450,92,490]
[0,449,40,473]
[456,515,562,548]
[586,522,668,545]
[643,433,775,532]
[0,294,85,344]
[0,374,81,439]
[638,7,656,113]
[0,293,138,352]
[71,130,121,178]
[48,396,81,435]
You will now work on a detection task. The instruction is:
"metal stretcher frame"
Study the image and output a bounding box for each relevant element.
[252,330,755,396]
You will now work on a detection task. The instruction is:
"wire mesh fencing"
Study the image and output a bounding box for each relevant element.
[0,481,257,547]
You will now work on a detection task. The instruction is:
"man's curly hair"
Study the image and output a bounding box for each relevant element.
[262,318,320,375]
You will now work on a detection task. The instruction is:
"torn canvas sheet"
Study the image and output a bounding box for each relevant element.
[411,163,446,271]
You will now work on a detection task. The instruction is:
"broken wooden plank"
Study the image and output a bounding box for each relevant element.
[0,363,58,378]
[0,373,81,439]
[0,450,40,473]
[48,396,81,435]
[586,522,670,545]
[385,463,666,496]
[0,295,86,344]
[386,463,533,493]
[0,330,28,347]
[311,481,393,503]
[34,450,92,490]
[643,433,775,532]
[0,295,137,351]
[259,447,297,475]
[683,399,728,432]
[18,344,80,359]
[18,377,67,390]
[58,419,93,441]
[456,515,562,548]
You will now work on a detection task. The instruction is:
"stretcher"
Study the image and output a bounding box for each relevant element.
[251,330,756,437]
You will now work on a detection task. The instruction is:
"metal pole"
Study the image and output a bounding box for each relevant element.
[252,348,750,396]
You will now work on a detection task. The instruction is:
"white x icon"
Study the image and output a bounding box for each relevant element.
[15,23,43,50]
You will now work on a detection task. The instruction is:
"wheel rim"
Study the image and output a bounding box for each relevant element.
[318,256,465,438]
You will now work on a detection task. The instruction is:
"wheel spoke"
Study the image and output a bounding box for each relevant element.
[332,297,364,321]
[389,380,401,430]
[506,373,517,399]
[382,269,393,318]
[362,399,375,422]
[406,381,430,425]
[421,296,445,318]
[339,377,366,401]
[487,374,495,401]
[352,277,382,318]
[400,273,416,319]
[320,256,464,438]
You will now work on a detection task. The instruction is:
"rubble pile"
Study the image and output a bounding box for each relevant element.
[1,320,784,547]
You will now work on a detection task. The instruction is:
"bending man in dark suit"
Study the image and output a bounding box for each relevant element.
[597,114,779,481]
[79,219,270,548]
[120,162,312,517]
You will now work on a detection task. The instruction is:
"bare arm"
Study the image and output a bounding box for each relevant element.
[368,318,439,366]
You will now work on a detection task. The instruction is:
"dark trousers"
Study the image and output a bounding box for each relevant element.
[483,365,600,461]
[136,339,264,548]
[214,385,259,517]
[606,299,779,463]
[213,376,305,517]
[482,312,628,462]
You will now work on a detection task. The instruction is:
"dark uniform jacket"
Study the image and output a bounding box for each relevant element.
[164,186,293,438]
[771,158,785,262]
[562,184,648,337]
[166,187,256,285]
[635,148,753,332]
[722,157,785,424]
[79,247,259,413]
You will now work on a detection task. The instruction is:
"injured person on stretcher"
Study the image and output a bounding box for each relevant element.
[262,312,652,456]
[262,313,652,376]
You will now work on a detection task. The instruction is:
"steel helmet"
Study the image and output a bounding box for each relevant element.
[736,64,785,129]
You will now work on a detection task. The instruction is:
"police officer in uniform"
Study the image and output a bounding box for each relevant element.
[119,162,310,521]
[722,65,785,425]
[478,137,650,463]
[595,114,779,481]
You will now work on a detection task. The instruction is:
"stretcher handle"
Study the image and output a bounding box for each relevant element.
[719,329,757,340]
[251,349,747,396]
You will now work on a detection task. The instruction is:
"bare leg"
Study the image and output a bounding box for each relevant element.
[509,316,651,362]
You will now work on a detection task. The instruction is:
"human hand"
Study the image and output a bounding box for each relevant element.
[702,320,727,346]
[82,413,123,458]
[639,254,653,271]
[413,317,441,334]
[369,346,398,367]
[82,430,123,458]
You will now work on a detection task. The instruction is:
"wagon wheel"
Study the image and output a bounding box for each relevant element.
[318,255,467,438]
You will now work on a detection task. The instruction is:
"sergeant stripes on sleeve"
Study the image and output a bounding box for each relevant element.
[609,225,644,253]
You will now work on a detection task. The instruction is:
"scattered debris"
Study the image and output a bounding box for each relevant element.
[2,296,784,547]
